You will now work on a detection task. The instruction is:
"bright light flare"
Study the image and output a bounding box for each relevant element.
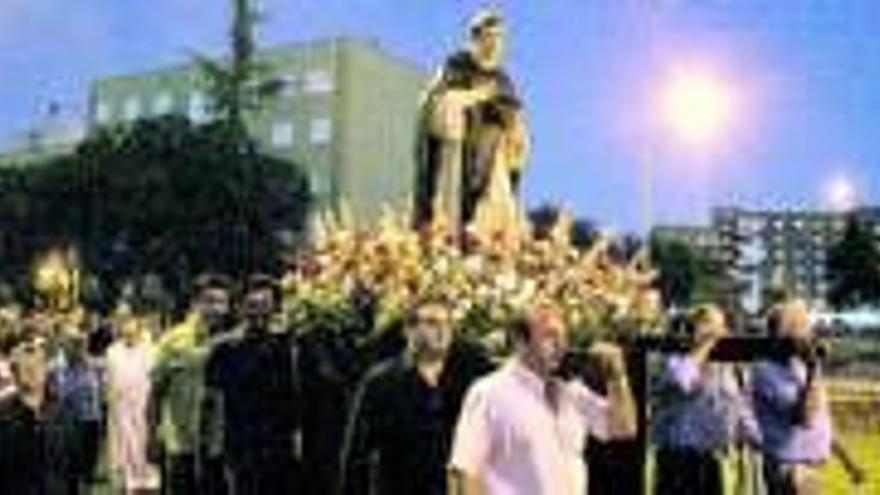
[660,70,735,146]
[825,175,858,211]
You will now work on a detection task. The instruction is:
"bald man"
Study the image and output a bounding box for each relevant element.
[752,299,831,495]
[447,303,636,495]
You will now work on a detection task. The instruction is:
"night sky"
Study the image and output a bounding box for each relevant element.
[2,0,879,232]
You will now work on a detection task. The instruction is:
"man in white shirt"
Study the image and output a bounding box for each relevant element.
[447,302,637,495]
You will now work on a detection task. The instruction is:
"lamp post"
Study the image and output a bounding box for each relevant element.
[641,67,735,245]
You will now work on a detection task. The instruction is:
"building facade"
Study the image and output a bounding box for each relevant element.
[88,37,427,225]
[0,106,85,168]
[653,206,880,311]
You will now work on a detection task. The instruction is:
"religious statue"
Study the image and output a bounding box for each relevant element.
[414,9,529,244]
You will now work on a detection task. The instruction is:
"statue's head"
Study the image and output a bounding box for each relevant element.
[468,9,504,69]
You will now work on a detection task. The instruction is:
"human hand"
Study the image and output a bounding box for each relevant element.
[470,80,498,103]
[588,342,627,382]
[802,381,825,423]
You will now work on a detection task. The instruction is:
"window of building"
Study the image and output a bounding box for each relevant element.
[279,73,299,98]
[310,169,330,196]
[95,101,112,123]
[271,121,295,149]
[123,96,142,121]
[153,92,174,115]
[304,69,334,94]
[310,117,332,145]
[189,91,209,123]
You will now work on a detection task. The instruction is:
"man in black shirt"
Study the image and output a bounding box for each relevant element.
[0,332,77,495]
[204,275,300,495]
[339,294,493,495]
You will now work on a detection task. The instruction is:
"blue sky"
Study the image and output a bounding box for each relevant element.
[2,0,880,233]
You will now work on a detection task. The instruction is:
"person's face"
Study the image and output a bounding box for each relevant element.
[13,339,47,393]
[243,288,275,329]
[409,303,454,361]
[118,317,141,344]
[521,308,568,377]
[198,288,231,331]
[472,24,504,66]
[695,306,727,341]
[780,301,811,341]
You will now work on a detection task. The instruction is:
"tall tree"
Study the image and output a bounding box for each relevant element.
[0,117,311,294]
[827,216,880,308]
[527,203,600,251]
[650,235,725,309]
[196,0,277,131]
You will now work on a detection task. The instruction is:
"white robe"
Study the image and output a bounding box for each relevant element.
[106,339,158,490]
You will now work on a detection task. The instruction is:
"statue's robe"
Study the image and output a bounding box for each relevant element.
[414,50,526,237]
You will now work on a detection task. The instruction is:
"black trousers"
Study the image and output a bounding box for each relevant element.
[655,447,723,495]
[763,459,823,495]
[70,420,102,494]
[227,451,298,495]
[201,456,229,495]
[162,453,197,495]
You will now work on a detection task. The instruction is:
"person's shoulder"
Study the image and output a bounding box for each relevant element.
[204,330,242,367]
[444,50,473,67]
[449,339,495,372]
[208,328,243,351]
[465,362,513,398]
[157,317,198,350]
[0,393,26,421]
[352,356,406,404]
[361,355,406,384]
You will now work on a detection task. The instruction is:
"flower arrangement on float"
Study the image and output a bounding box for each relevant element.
[281,205,664,355]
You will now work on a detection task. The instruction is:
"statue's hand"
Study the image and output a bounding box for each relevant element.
[470,80,498,104]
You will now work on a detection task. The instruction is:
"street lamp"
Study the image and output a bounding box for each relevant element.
[825,174,857,212]
[641,67,737,232]
[659,69,735,147]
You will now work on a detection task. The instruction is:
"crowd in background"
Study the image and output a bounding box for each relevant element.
[0,249,869,495]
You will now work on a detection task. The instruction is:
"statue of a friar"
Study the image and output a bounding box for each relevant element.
[414,9,529,243]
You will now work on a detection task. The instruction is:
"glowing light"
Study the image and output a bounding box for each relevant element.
[825,175,858,211]
[660,69,735,146]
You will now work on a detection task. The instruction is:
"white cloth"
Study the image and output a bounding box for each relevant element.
[0,357,15,401]
[471,143,524,244]
[449,358,610,495]
[106,339,158,490]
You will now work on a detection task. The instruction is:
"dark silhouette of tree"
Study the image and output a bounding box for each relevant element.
[527,203,599,250]
[195,0,279,132]
[827,216,880,308]
[0,116,311,293]
[649,235,724,308]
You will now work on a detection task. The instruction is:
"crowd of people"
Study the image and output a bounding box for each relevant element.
[0,215,869,495]
[0,266,867,495]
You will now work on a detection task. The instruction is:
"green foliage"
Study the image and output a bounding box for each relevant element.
[195,0,279,131]
[650,235,724,308]
[526,202,599,250]
[0,116,311,287]
[827,217,880,309]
